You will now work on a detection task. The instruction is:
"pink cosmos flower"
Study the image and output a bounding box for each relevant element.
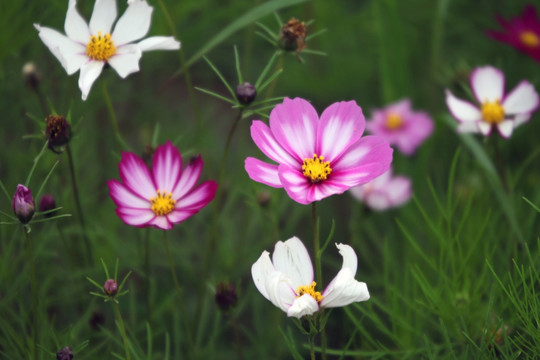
[365,99,433,156]
[252,236,369,319]
[107,141,217,230]
[244,98,393,205]
[445,66,539,138]
[349,168,411,211]
[487,4,540,63]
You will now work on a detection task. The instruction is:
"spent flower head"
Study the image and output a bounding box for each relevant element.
[252,236,369,318]
[445,66,540,138]
[215,282,238,312]
[245,97,393,205]
[487,4,540,63]
[45,115,71,152]
[279,18,307,53]
[34,0,180,100]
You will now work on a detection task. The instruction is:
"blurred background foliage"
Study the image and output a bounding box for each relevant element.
[1,0,540,358]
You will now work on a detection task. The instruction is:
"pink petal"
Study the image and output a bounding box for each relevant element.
[166,209,197,224]
[277,164,311,205]
[108,45,142,78]
[116,207,155,227]
[332,136,393,174]
[317,100,365,162]
[89,0,117,34]
[152,141,182,193]
[470,66,505,103]
[269,98,318,161]
[502,80,540,115]
[172,155,203,200]
[107,179,150,208]
[175,181,217,211]
[148,215,172,230]
[244,157,282,188]
[445,90,481,123]
[250,120,297,167]
[306,181,350,203]
[119,152,156,200]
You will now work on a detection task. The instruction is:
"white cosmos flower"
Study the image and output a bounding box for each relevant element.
[251,236,369,319]
[34,0,180,100]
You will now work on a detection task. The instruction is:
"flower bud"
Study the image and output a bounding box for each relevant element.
[256,190,271,207]
[235,82,257,106]
[12,184,35,224]
[56,346,73,360]
[104,279,118,296]
[215,282,238,312]
[22,62,41,90]
[39,194,57,217]
[45,115,71,151]
[279,18,307,52]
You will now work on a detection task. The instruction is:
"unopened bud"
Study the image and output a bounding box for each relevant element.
[279,18,307,52]
[104,279,118,296]
[39,194,57,217]
[56,346,73,360]
[12,184,35,224]
[235,82,257,106]
[45,115,71,151]
[215,282,238,312]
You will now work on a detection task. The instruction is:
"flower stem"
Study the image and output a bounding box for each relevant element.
[25,228,38,360]
[144,228,152,321]
[163,231,194,356]
[309,334,316,360]
[112,301,131,360]
[101,80,129,150]
[66,144,93,265]
[493,136,509,193]
[311,202,327,360]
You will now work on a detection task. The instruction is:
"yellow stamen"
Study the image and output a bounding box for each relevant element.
[150,190,176,216]
[302,154,332,183]
[481,100,505,124]
[86,31,116,61]
[295,281,323,302]
[385,113,404,130]
[520,31,540,48]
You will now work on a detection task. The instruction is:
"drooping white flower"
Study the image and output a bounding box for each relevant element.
[251,236,369,318]
[35,0,180,100]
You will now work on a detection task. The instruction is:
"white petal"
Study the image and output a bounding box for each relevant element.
[470,66,505,103]
[272,237,313,289]
[514,113,531,128]
[265,271,297,313]
[445,90,481,123]
[502,80,540,115]
[89,0,117,34]
[112,0,153,45]
[457,122,480,133]
[65,0,91,44]
[35,24,88,74]
[137,36,181,52]
[78,61,104,100]
[496,120,514,139]
[251,251,275,300]
[108,45,142,78]
[477,121,492,136]
[336,243,357,275]
[287,294,319,318]
[321,268,370,308]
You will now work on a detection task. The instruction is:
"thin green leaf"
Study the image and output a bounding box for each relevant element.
[202,56,236,99]
[257,68,283,93]
[195,87,236,105]
[255,51,279,89]
[25,141,48,186]
[234,46,242,84]
[36,160,60,200]
[0,180,11,202]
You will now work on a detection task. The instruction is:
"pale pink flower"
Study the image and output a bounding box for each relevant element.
[252,236,369,319]
[107,141,217,230]
[244,98,393,205]
[349,168,411,211]
[366,99,433,156]
[445,66,539,138]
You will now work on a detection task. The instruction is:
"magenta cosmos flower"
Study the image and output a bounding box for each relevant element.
[349,168,411,211]
[244,98,393,205]
[445,66,539,138]
[487,4,540,63]
[366,99,433,156]
[107,141,217,230]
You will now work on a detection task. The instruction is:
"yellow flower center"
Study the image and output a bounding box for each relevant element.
[481,100,505,124]
[385,113,404,130]
[295,281,323,302]
[150,190,176,216]
[520,31,540,48]
[302,154,332,183]
[86,31,116,61]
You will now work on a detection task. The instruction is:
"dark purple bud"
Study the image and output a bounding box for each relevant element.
[235,82,257,106]
[56,346,73,360]
[215,282,238,312]
[39,194,57,217]
[45,115,71,150]
[104,279,118,296]
[12,184,35,224]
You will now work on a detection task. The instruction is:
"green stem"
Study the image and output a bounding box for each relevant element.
[309,334,316,360]
[66,145,93,265]
[493,136,509,194]
[113,301,131,360]
[101,80,129,150]
[311,202,327,360]
[144,229,151,321]
[163,231,194,356]
[25,228,38,360]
